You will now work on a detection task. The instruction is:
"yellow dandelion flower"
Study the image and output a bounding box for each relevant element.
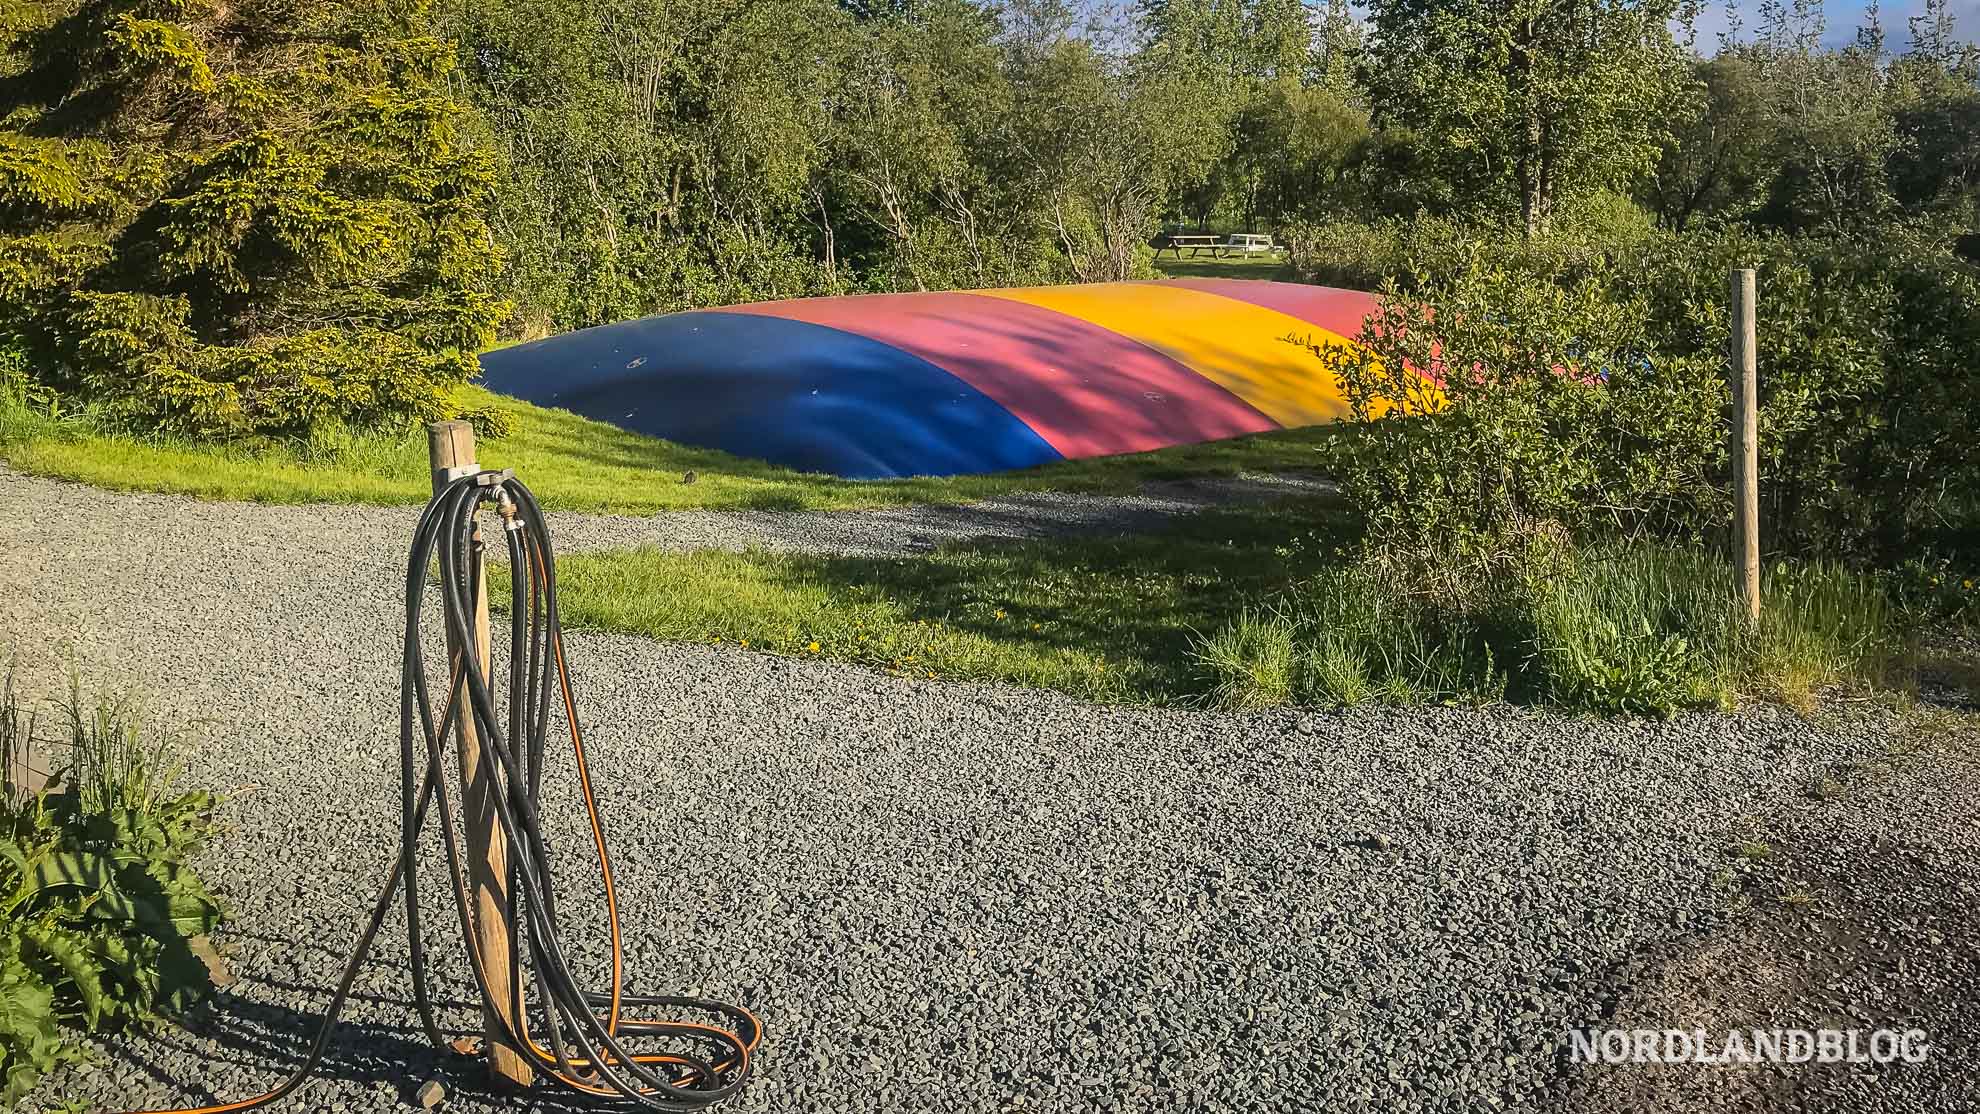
[993,609,1006,620]
[808,641,821,653]
[739,638,749,647]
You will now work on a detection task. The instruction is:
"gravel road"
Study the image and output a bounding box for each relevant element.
[4,470,1969,1113]
[1568,727,1980,1114]
[548,473,1336,556]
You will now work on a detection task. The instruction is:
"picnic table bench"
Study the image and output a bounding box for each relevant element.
[1158,232,1280,259]
[1159,233,1223,259]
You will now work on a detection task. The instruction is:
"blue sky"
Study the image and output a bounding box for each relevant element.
[1689,0,1980,49]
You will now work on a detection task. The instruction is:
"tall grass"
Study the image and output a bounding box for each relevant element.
[1193,545,1903,716]
[1193,611,1299,709]
[1528,549,1736,715]
[58,673,191,826]
[2,664,38,808]
[1749,560,1900,706]
[1293,567,1510,705]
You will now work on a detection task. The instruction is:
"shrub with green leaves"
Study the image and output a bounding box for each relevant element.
[0,672,220,1106]
[0,0,504,438]
[1312,252,1728,576]
[1295,219,1980,564]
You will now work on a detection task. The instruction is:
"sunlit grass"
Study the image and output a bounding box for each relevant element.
[493,498,1352,702]
[0,383,1342,514]
[512,514,1913,716]
[1151,251,1297,282]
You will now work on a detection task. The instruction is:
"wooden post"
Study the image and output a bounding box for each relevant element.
[426,421,533,1089]
[1730,268,1761,624]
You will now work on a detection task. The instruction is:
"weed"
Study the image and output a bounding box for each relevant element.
[1306,635,1372,706]
[1,666,39,810]
[59,674,190,833]
[0,674,222,1105]
[1194,611,1298,710]
[1527,549,1723,716]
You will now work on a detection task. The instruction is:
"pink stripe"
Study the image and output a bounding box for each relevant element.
[726,292,1276,458]
[1155,279,1382,341]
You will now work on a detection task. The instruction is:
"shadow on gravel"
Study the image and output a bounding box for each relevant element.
[102,968,615,1114]
[1557,728,1980,1114]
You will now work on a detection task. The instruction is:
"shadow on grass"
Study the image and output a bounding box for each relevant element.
[733,495,1362,701]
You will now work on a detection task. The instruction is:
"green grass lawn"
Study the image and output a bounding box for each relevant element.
[508,497,1913,716]
[1152,252,1298,282]
[0,383,1343,514]
[497,495,1354,703]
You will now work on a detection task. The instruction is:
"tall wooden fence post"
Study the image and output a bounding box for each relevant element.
[1730,268,1761,624]
[427,421,533,1090]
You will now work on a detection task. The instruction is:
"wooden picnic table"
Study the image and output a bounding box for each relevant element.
[1159,233,1222,259]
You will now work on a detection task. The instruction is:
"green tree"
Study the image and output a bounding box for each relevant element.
[1743,1,1898,234]
[825,0,1066,290]
[1360,0,1692,235]
[0,0,503,435]
[1644,56,1776,230]
[449,0,849,330]
[1007,10,1232,280]
[1227,79,1369,229]
[1885,0,1980,221]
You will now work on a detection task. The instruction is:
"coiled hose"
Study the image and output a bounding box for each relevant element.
[127,471,760,1113]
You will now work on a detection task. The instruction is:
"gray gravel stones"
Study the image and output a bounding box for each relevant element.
[0,466,1336,564]
[0,469,1951,1113]
[550,472,1337,556]
[1567,727,1980,1114]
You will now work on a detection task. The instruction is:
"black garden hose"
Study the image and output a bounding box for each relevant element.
[127,470,759,1113]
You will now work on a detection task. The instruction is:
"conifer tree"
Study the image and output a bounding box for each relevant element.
[0,0,504,435]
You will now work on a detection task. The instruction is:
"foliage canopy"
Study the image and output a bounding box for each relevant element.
[0,0,504,435]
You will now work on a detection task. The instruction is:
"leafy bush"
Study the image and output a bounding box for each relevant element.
[1310,255,1727,577]
[1281,212,1643,294]
[1296,218,1980,565]
[0,672,221,1105]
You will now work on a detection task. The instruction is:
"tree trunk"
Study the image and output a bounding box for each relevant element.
[1513,16,1543,238]
[1534,115,1554,236]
